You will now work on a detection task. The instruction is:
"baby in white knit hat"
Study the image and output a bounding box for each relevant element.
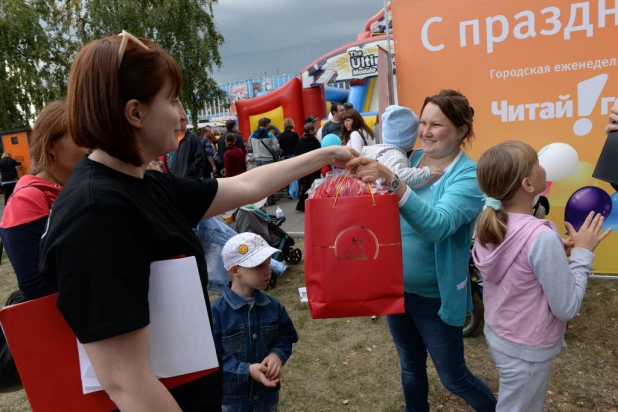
[362,105,443,188]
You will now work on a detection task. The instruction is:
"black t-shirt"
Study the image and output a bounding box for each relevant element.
[0,158,19,182]
[39,156,222,410]
[277,130,299,156]
[322,121,342,137]
[200,138,214,176]
[295,134,321,156]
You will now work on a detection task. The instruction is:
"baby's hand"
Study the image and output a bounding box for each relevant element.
[429,166,444,177]
[261,354,283,380]
[249,363,279,388]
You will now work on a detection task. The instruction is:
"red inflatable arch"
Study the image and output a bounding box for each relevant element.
[235,77,305,139]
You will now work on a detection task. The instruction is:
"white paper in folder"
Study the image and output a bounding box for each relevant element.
[77,256,218,394]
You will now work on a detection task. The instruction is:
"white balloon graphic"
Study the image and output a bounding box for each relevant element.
[538,143,579,182]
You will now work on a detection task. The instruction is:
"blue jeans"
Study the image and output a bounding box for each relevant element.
[282,155,297,199]
[256,160,275,204]
[194,218,287,293]
[222,391,278,412]
[387,293,496,412]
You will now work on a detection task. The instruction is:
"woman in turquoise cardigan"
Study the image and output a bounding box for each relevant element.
[351,90,496,411]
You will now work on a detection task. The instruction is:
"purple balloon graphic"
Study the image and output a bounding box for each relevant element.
[564,186,612,232]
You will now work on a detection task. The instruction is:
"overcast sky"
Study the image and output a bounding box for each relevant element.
[211,0,384,84]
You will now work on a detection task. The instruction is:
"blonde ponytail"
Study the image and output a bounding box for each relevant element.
[476,140,538,247]
[476,208,509,247]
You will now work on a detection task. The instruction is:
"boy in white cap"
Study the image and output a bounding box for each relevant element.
[362,105,443,188]
[212,232,298,411]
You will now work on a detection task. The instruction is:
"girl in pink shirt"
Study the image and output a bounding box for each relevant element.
[472,141,611,412]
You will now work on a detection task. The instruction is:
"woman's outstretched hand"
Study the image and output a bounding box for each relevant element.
[327,146,360,168]
[346,157,391,183]
[346,157,409,200]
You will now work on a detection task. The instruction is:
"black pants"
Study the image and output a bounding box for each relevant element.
[3,183,16,205]
[214,161,224,177]
[296,174,319,212]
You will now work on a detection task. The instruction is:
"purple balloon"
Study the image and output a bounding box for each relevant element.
[564,186,612,232]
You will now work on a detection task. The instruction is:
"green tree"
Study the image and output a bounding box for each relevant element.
[0,0,224,131]
[0,0,53,131]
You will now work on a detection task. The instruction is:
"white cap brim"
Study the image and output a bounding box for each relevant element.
[226,245,281,270]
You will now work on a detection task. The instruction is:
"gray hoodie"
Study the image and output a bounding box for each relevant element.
[247,128,280,162]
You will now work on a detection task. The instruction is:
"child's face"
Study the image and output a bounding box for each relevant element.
[232,257,272,290]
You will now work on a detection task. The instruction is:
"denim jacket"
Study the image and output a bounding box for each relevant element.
[195,218,287,292]
[212,287,298,406]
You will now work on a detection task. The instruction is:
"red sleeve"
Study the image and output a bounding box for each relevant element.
[1,187,51,228]
[320,165,330,178]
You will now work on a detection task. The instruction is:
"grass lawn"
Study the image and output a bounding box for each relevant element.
[0,240,617,411]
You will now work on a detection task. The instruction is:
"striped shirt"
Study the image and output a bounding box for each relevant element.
[362,144,431,186]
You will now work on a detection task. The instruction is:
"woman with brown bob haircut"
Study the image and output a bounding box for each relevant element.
[39,31,357,411]
[0,100,88,302]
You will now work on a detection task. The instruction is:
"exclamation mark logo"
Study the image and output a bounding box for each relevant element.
[573,74,608,136]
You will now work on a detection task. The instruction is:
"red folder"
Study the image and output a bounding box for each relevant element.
[0,293,218,411]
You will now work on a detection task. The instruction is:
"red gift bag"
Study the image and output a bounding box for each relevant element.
[305,173,404,319]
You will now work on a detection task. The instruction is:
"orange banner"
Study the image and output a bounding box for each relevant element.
[392,0,618,273]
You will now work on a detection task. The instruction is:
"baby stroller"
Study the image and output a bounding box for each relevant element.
[229,207,303,287]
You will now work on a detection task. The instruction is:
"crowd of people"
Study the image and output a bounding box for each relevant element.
[0,31,614,412]
[160,100,385,213]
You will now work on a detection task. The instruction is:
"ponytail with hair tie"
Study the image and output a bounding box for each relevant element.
[483,194,502,211]
[476,193,508,247]
[476,141,539,248]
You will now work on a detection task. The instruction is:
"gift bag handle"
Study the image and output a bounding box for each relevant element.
[333,169,376,208]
